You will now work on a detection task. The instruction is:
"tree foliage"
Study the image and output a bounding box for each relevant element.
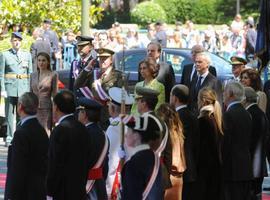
[0,0,104,34]
[131,1,167,27]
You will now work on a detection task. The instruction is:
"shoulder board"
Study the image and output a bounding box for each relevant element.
[111,121,120,126]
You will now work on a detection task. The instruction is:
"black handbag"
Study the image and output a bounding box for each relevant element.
[0,116,7,138]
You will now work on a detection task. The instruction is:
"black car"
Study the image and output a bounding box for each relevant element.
[57,48,233,92]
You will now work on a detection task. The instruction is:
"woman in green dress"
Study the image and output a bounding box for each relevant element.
[131,57,165,115]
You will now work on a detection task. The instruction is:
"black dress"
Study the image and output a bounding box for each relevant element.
[197,112,223,200]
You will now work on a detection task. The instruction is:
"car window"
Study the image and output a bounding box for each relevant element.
[118,53,146,72]
[163,52,190,75]
[207,52,232,75]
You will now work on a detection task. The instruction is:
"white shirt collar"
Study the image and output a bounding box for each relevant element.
[176,105,187,111]
[245,103,257,110]
[226,101,242,111]
[85,122,94,127]
[109,116,121,123]
[57,113,74,124]
[130,144,150,158]
[20,115,37,126]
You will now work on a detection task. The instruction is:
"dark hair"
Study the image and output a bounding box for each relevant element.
[53,90,76,114]
[147,41,162,52]
[138,57,159,78]
[171,86,189,104]
[37,52,51,71]
[85,109,101,122]
[18,92,38,115]
[141,96,158,111]
[240,68,262,91]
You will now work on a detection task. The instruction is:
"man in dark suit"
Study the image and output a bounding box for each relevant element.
[170,84,200,200]
[5,92,49,200]
[46,90,90,200]
[146,41,175,102]
[77,97,108,200]
[223,81,253,200]
[181,44,216,88]
[189,52,222,114]
[243,87,269,199]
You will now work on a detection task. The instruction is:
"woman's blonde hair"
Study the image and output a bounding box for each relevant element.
[156,103,184,146]
[198,88,223,135]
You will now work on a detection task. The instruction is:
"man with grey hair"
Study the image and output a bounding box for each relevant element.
[181,44,216,88]
[243,87,269,200]
[189,52,222,114]
[222,81,253,200]
[5,92,49,200]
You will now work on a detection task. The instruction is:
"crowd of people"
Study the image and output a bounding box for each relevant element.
[0,15,269,200]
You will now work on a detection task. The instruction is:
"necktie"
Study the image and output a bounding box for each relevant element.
[191,70,198,83]
[195,76,203,93]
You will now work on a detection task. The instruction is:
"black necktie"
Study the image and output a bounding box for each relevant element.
[191,70,198,83]
[195,76,203,93]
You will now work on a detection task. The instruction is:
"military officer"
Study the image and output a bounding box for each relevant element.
[77,97,108,200]
[0,32,32,146]
[230,56,247,81]
[105,87,134,199]
[74,48,124,130]
[69,35,97,103]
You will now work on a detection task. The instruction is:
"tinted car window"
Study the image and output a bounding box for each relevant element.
[117,52,146,72]
[208,53,232,75]
[164,53,190,75]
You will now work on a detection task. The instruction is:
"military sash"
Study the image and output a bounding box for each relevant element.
[86,134,109,193]
[93,79,110,101]
[72,60,94,99]
[142,153,160,200]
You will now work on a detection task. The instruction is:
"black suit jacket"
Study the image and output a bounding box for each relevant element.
[46,115,90,200]
[86,123,108,199]
[222,103,253,181]
[189,72,222,114]
[247,104,269,178]
[181,63,217,88]
[5,118,49,200]
[177,107,200,182]
[156,61,175,102]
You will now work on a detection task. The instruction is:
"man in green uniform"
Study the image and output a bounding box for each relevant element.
[0,32,32,146]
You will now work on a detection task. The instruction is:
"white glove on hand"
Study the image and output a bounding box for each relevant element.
[118,148,126,159]
[46,196,53,200]
[1,91,7,98]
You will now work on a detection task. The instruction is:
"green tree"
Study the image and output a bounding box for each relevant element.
[131,1,167,27]
[0,0,104,34]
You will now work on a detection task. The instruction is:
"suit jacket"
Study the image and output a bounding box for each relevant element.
[177,107,200,182]
[222,103,253,181]
[181,63,217,88]
[0,49,32,97]
[247,104,269,178]
[121,149,163,200]
[46,115,90,200]
[5,118,49,200]
[86,123,108,200]
[189,72,222,114]
[156,61,175,102]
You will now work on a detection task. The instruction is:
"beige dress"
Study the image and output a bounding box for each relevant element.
[30,71,58,132]
[165,136,186,200]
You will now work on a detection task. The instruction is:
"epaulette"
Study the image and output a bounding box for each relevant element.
[111,121,120,126]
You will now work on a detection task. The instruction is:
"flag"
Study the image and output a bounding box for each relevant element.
[255,0,270,73]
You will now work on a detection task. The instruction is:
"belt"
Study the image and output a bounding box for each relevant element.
[88,167,103,180]
[5,74,29,79]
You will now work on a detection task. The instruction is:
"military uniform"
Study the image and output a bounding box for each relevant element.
[0,32,32,144]
[77,98,108,200]
[74,48,125,130]
[68,35,97,103]
[105,87,134,198]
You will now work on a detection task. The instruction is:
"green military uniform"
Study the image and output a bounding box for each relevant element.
[74,48,124,130]
[0,33,32,144]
